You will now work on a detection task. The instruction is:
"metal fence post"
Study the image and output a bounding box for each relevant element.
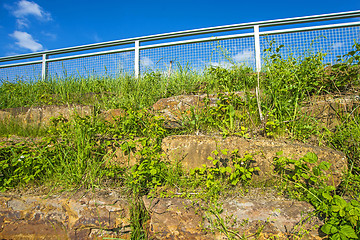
[253,25,261,72]
[41,53,48,80]
[134,40,140,78]
[253,25,264,121]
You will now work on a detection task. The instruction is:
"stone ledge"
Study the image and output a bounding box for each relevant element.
[162,135,347,187]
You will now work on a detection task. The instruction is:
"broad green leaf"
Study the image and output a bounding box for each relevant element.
[336,197,348,209]
[339,225,358,239]
[351,200,360,207]
[301,173,310,179]
[322,192,333,201]
[331,233,341,240]
[225,166,232,173]
[348,216,358,227]
[339,209,346,217]
[221,149,228,155]
[304,152,318,163]
[326,185,337,192]
[319,161,331,171]
[150,169,157,175]
[332,205,341,212]
[231,179,239,185]
[312,167,321,176]
[321,223,338,234]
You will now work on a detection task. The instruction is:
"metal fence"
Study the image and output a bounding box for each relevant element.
[1,10,360,82]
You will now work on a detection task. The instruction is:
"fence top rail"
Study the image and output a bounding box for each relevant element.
[0,10,359,62]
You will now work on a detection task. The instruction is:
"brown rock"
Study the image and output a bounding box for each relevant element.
[143,197,209,240]
[0,220,68,240]
[214,197,324,239]
[162,135,347,186]
[301,94,360,128]
[151,92,247,126]
[100,108,125,122]
[0,189,130,240]
[106,138,143,167]
[143,195,324,240]
[0,105,94,126]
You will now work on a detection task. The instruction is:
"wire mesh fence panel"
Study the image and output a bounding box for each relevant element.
[0,63,42,83]
[1,12,359,83]
[47,51,135,79]
[139,36,256,75]
[260,25,360,66]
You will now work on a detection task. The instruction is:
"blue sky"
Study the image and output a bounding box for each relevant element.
[0,0,359,57]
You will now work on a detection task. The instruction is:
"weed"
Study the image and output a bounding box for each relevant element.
[0,41,360,239]
[205,65,256,92]
[129,197,149,240]
[182,92,253,137]
[190,149,259,200]
[274,151,360,239]
[326,41,360,93]
[204,202,243,239]
[0,117,48,137]
[126,138,168,196]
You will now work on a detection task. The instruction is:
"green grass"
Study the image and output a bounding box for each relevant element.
[0,64,259,110]
[0,117,48,137]
[0,41,359,239]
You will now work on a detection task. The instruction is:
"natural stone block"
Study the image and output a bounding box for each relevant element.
[143,195,324,240]
[0,190,130,240]
[162,135,347,186]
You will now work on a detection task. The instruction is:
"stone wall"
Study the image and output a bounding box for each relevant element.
[1,189,326,240]
[0,190,130,240]
[143,192,325,240]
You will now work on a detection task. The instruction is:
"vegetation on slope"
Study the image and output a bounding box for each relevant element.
[0,41,359,239]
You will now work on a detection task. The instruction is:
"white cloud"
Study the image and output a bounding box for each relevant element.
[332,42,343,50]
[13,0,51,20]
[141,57,154,67]
[93,33,101,42]
[5,0,52,28]
[209,61,233,69]
[233,50,254,62]
[42,31,57,40]
[16,18,30,28]
[10,31,43,52]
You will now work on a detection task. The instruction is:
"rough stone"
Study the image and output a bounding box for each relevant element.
[100,108,125,122]
[152,94,217,121]
[0,93,356,130]
[151,92,247,127]
[105,138,144,167]
[0,190,130,240]
[162,135,347,186]
[0,105,94,126]
[214,198,324,239]
[143,197,210,240]
[143,195,324,240]
[302,94,360,128]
